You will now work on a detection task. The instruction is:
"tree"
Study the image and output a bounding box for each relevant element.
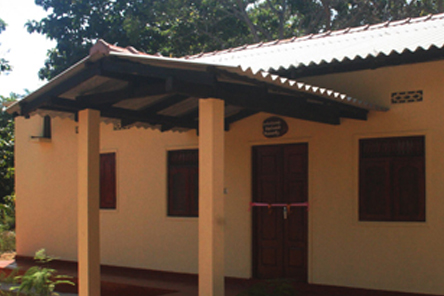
[0,93,17,203]
[0,18,12,74]
[28,0,444,80]
[0,19,15,229]
[26,0,252,79]
[327,0,444,30]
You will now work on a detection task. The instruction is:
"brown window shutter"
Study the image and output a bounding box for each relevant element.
[100,153,116,209]
[359,158,391,221]
[359,136,425,222]
[168,167,189,216]
[188,166,199,216]
[392,157,425,221]
[168,150,198,217]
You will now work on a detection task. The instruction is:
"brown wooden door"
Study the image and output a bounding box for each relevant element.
[253,144,308,281]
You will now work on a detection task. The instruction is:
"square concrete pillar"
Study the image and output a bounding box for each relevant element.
[198,98,225,296]
[77,109,101,296]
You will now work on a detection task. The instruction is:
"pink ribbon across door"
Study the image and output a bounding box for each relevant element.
[249,202,309,213]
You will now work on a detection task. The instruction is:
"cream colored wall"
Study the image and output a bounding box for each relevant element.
[16,116,78,260]
[15,59,444,295]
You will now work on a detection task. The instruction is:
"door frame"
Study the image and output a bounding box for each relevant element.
[251,141,310,281]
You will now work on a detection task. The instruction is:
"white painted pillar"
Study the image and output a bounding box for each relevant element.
[77,109,101,296]
[198,98,225,296]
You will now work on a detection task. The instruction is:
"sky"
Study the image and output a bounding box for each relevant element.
[0,0,56,97]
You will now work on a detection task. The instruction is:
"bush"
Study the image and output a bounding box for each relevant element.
[0,194,15,232]
[11,249,74,296]
[0,232,14,253]
[0,268,18,295]
[0,193,17,254]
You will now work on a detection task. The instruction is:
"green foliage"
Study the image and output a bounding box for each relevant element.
[11,249,74,296]
[0,269,19,284]
[0,194,15,232]
[33,249,52,264]
[0,60,11,75]
[0,19,5,33]
[0,231,15,253]
[237,279,297,296]
[326,0,444,30]
[0,269,19,296]
[0,18,11,75]
[27,0,444,80]
[26,0,251,79]
[0,94,18,206]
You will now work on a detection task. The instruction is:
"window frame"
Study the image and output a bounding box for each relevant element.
[359,136,425,222]
[167,149,199,217]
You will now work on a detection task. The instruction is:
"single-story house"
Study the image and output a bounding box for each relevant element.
[8,12,444,296]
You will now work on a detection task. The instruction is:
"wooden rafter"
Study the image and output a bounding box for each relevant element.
[49,98,198,130]
[17,55,373,131]
[225,110,258,126]
[213,67,368,120]
[100,58,216,86]
[76,80,172,107]
[169,79,343,125]
[20,63,101,116]
[139,94,189,115]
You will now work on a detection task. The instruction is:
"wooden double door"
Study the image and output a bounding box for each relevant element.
[253,144,308,281]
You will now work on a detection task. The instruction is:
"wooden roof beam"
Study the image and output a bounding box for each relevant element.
[139,93,190,115]
[170,80,342,125]
[48,97,198,130]
[20,63,101,116]
[225,109,258,130]
[100,57,217,86]
[76,80,175,107]
[213,68,368,120]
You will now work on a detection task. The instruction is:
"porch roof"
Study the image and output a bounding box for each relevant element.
[7,40,386,131]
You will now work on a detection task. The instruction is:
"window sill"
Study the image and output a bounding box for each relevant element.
[356,220,429,228]
[30,136,51,143]
[164,216,198,222]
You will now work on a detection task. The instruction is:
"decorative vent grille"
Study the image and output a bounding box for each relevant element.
[391,90,423,104]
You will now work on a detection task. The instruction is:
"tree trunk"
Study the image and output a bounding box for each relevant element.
[321,0,331,31]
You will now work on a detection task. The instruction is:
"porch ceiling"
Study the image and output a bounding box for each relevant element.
[7,40,387,131]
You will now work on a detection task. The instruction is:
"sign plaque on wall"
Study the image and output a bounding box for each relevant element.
[263,117,288,138]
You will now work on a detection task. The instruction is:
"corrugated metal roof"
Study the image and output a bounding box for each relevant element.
[185,13,444,73]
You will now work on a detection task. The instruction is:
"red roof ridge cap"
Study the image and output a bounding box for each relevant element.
[125,46,142,54]
[90,39,151,57]
[89,39,111,56]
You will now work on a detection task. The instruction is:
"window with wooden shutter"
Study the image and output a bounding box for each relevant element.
[359,136,425,222]
[168,150,198,217]
[100,153,117,209]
